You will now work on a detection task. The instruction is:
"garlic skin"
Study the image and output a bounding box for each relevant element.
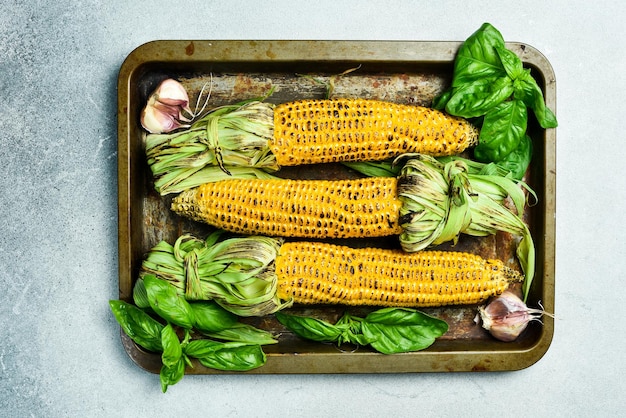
[140,79,193,134]
[477,291,546,342]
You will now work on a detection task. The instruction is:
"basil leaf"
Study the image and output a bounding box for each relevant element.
[515,73,558,129]
[276,309,448,354]
[457,22,506,62]
[335,313,370,346]
[184,339,247,358]
[190,301,238,333]
[109,300,163,352]
[343,329,370,346]
[496,45,524,80]
[161,323,182,368]
[452,61,506,89]
[197,344,267,371]
[496,134,533,180]
[275,311,342,342]
[474,99,528,162]
[360,308,448,354]
[442,22,557,166]
[539,101,558,128]
[432,89,453,111]
[144,275,195,329]
[453,22,507,86]
[132,279,150,309]
[203,323,278,345]
[160,357,186,393]
[445,76,514,118]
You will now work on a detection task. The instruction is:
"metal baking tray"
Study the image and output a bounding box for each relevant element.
[117,40,556,373]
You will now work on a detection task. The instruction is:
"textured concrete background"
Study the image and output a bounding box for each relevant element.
[1,1,624,416]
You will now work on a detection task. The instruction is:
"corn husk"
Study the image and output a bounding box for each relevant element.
[144,101,279,195]
[135,232,292,316]
[396,155,535,301]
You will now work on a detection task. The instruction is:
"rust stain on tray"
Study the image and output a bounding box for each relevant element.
[185,41,195,56]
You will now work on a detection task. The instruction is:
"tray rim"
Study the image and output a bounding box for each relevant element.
[117,39,556,374]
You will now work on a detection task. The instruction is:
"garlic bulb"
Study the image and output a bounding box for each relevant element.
[141,79,193,134]
[477,291,549,342]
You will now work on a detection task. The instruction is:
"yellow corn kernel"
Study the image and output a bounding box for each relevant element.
[270,98,479,166]
[171,177,403,239]
[275,241,520,307]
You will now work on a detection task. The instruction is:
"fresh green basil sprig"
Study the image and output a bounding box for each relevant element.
[275,307,448,354]
[110,276,277,392]
[434,22,557,179]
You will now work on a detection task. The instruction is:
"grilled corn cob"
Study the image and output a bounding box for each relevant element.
[170,155,528,245]
[171,155,536,300]
[144,98,479,195]
[275,241,520,307]
[172,176,403,239]
[135,233,521,316]
[270,98,478,165]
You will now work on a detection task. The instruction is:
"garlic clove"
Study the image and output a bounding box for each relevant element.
[152,100,183,119]
[153,79,193,117]
[141,104,182,134]
[477,291,546,342]
[156,99,193,123]
[156,97,189,107]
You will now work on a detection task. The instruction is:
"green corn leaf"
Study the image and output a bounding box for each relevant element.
[517,225,536,302]
[342,160,400,178]
[145,101,279,195]
[139,234,290,317]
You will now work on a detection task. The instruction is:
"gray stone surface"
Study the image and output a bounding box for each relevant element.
[0,0,623,416]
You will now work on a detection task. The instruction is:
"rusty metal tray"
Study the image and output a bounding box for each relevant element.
[117,40,556,373]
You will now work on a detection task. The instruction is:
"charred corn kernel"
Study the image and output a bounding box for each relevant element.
[171,177,403,239]
[275,242,520,307]
[270,98,479,166]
